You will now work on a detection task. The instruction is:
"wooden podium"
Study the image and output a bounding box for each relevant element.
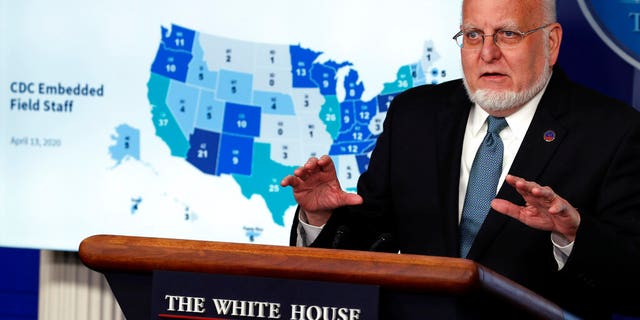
[79,234,570,319]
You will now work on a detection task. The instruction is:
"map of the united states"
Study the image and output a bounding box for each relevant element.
[110,23,449,230]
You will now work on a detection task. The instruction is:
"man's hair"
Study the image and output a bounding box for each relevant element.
[461,0,558,25]
[542,0,558,24]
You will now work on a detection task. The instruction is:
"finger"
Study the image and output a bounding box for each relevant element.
[548,201,571,216]
[280,175,292,187]
[303,157,320,170]
[524,186,560,208]
[504,174,524,187]
[540,188,558,203]
[491,198,522,219]
[317,155,336,172]
[280,175,301,188]
[318,154,332,164]
[508,176,554,204]
[292,166,311,180]
[294,158,321,179]
[508,175,563,206]
[548,203,565,215]
[341,193,364,206]
[513,177,540,195]
[505,175,535,197]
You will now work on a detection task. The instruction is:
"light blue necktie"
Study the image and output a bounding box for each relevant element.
[459,116,508,258]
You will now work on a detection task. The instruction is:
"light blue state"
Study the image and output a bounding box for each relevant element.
[109,123,140,165]
[195,90,225,132]
[216,69,253,105]
[186,32,218,89]
[166,80,199,137]
[410,62,427,86]
[252,91,295,115]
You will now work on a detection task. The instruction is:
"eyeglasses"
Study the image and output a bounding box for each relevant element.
[452,23,553,49]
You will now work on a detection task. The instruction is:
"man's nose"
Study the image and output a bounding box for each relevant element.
[480,35,502,62]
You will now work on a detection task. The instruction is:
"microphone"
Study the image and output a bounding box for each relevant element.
[369,233,392,252]
[331,225,350,249]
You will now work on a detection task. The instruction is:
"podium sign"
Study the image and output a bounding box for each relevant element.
[79,235,569,320]
[151,271,380,320]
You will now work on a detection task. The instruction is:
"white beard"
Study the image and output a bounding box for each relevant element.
[464,62,552,113]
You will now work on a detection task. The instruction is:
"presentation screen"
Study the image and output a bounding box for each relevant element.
[0,0,463,251]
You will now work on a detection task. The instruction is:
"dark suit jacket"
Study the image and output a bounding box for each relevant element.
[291,68,640,319]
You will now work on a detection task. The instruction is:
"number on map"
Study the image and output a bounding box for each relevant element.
[231,80,237,94]
[225,48,232,63]
[269,49,277,64]
[325,113,336,122]
[308,124,315,138]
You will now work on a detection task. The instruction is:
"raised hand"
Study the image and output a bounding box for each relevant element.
[280,155,363,226]
[491,174,581,242]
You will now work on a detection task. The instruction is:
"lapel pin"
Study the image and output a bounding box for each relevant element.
[543,130,556,142]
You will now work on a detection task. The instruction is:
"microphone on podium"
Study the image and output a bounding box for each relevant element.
[369,233,393,252]
[331,225,350,249]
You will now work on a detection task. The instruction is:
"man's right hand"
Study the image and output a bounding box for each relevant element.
[280,155,363,226]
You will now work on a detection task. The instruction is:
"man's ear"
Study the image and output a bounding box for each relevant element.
[548,22,563,67]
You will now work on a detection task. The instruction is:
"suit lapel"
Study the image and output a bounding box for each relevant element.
[466,70,571,259]
[435,84,472,256]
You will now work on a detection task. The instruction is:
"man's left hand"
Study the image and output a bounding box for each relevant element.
[492,174,581,242]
